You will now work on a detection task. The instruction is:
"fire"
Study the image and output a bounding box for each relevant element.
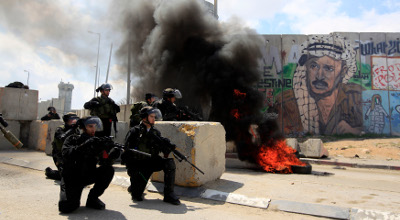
[256,140,305,173]
[230,109,241,119]
[233,89,246,99]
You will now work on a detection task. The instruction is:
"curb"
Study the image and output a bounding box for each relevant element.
[301,158,400,171]
[1,155,400,219]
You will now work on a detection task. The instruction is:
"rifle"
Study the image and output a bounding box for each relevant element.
[150,132,205,175]
[0,113,23,149]
[177,106,203,121]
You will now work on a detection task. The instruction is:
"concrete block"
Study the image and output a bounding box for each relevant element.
[44,120,64,155]
[270,200,350,219]
[151,122,226,187]
[0,87,38,121]
[111,121,129,145]
[299,139,329,158]
[285,138,299,151]
[28,120,62,151]
[0,120,21,150]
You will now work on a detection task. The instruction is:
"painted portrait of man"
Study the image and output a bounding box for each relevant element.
[277,33,363,135]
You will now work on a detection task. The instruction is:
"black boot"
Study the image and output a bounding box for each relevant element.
[86,197,105,210]
[163,160,180,205]
[45,167,61,180]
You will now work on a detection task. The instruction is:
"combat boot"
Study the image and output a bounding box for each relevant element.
[163,191,180,205]
[86,197,105,210]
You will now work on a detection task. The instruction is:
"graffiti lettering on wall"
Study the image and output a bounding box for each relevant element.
[258,88,275,107]
[371,56,400,90]
[258,78,292,88]
[358,40,400,55]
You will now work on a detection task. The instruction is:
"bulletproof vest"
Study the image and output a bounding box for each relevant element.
[134,127,160,159]
[90,96,117,119]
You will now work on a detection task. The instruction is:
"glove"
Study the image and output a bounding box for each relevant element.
[80,137,100,150]
[90,100,100,107]
[108,147,122,161]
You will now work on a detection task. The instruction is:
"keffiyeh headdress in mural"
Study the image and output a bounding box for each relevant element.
[293,33,357,134]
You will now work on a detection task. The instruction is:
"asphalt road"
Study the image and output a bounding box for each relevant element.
[0,163,323,220]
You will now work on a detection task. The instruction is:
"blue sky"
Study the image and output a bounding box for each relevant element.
[1,0,400,110]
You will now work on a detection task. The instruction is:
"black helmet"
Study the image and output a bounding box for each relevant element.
[139,106,162,120]
[145,93,156,100]
[77,116,103,131]
[47,106,56,112]
[96,83,113,92]
[162,88,182,99]
[62,112,79,123]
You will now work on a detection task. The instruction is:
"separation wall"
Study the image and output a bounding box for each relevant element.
[257,32,400,137]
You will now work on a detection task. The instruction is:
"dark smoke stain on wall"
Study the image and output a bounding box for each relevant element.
[115,0,269,161]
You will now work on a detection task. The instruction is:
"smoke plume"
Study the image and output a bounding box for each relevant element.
[116,0,270,161]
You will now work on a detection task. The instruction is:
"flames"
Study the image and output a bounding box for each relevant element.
[256,140,305,173]
[231,89,305,173]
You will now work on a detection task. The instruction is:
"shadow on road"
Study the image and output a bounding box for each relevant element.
[129,198,202,214]
[62,208,127,220]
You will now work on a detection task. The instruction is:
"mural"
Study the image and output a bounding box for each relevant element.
[257,32,400,137]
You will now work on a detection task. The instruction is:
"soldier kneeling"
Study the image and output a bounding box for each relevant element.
[59,116,121,213]
[122,106,181,205]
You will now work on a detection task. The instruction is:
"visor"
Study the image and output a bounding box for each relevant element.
[148,108,163,121]
[84,117,103,131]
[173,89,182,99]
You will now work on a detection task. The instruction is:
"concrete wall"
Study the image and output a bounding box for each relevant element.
[37,98,65,120]
[0,87,38,121]
[28,120,63,153]
[0,120,21,150]
[258,32,400,137]
[151,121,226,187]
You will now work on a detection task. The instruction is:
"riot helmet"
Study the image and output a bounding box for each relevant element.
[96,83,113,92]
[47,106,56,112]
[77,116,103,132]
[139,106,162,121]
[62,112,79,124]
[162,88,182,99]
[145,93,156,100]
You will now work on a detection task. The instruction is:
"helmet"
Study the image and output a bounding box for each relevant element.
[77,116,103,131]
[96,83,113,92]
[139,106,162,120]
[62,112,79,123]
[47,106,56,112]
[162,88,182,99]
[145,93,156,100]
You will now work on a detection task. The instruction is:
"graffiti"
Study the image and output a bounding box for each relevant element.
[358,40,400,56]
[258,78,292,88]
[365,94,390,134]
[276,34,362,135]
[371,56,400,90]
[258,88,275,107]
[259,44,282,76]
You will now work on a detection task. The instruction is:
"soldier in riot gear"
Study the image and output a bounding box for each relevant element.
[129,93,157,127]
[122,106,181,205]
[58,116,121,213]
[84,83,120,137]
[41,107,61,121]
[45,112,80,180]
[153,88,182,121]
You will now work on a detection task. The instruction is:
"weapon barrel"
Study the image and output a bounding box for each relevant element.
[0,126,23,149]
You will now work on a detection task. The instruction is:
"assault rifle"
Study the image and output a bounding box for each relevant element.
[150,132,205,175]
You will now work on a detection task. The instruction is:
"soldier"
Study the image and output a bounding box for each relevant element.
[153,88,182,121]
[122,106,181,205]
[84,83,120,137]
[41,107,61,121]
[59,116,121,213]
[129,93,157,127]
[45,112,80,180]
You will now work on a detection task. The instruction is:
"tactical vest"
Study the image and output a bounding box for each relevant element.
[133,127,160,160]
[130,101,148,125]
[90,96,117,119]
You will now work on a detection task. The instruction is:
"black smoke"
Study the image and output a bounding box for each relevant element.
[115,0,267,161]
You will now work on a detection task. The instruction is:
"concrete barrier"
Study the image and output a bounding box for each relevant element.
[28,120,63,152]
[0,120,21,150]
[151,121,226,187]
[285,138,299,152]
[299,139,329,158]
[0,87,38,121]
